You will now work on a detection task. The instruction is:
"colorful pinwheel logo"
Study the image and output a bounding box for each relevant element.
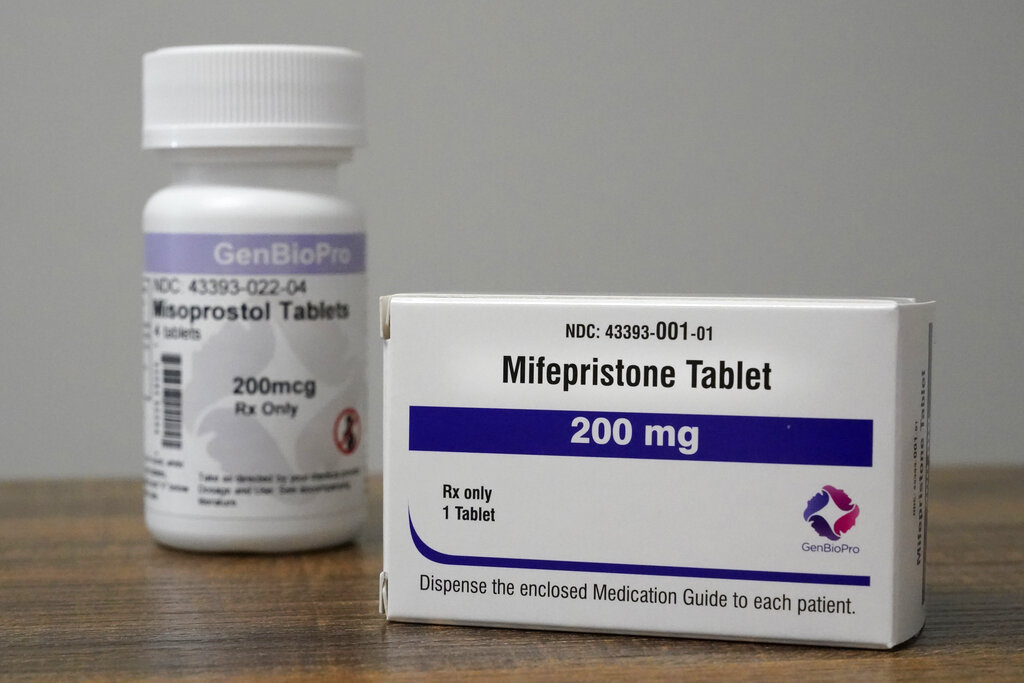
[803,486,860,541]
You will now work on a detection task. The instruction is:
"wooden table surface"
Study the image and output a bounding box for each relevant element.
[1,468,1022,681]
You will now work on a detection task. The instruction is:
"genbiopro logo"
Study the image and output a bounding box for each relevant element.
[803,485,860,541]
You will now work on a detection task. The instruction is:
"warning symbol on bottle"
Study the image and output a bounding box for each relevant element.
[333,408,361,455]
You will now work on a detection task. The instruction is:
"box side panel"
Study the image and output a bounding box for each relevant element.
[891,302,933,644]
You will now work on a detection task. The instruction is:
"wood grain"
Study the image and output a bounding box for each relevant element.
[1,468,1021,681]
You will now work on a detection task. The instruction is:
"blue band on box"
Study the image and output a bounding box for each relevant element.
[409,406,872,467]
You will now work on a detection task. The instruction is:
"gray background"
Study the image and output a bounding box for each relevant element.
[1,2,1021,478]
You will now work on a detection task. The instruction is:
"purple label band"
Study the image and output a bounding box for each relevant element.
[145,233,366,275]
[410,512,870,587]
[409,406,872,467]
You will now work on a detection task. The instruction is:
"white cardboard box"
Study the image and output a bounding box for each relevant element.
[380,294,932,648]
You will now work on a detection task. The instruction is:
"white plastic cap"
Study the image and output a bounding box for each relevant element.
[143,44,365,149]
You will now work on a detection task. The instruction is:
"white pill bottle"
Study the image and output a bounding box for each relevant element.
[142,45,367,551]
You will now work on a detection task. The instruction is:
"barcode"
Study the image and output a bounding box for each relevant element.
[161,353,182,449]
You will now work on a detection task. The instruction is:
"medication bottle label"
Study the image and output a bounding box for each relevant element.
[142,232,366,519]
